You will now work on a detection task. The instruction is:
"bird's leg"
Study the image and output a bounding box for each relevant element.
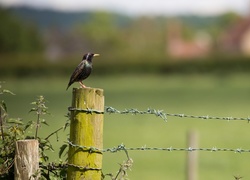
[79,81,86,88]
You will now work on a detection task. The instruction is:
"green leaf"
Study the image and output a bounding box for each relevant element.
[59,144,68,158]
[25,135,35,139]
[2,89,15,95]
[41,119,49,126]
[40,152,49,162]
[24,120,33,131]
[0,132,10,137]
[29,108,38,113]
[7,118,23,125]
[44,143,54,151]
[1,100,7,112]
[63,122,70,131]
[39,139,47,144]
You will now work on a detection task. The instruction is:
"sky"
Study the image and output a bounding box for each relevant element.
[0,0,250,16]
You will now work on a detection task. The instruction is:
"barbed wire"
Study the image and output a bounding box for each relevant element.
[39,105,250,178]
[40,162,101,170]
[68,106,250,123]
[67,140,250,154]
[39,140,248,179]
[105,106,250,122]
[65,106,250,179]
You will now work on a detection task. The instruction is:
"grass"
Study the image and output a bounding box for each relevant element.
[1,72,250,179]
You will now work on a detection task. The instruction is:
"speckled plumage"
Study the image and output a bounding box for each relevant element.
[66,53,99,90]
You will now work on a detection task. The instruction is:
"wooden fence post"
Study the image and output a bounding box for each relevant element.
[67,88,104,180]
[186,130,198,180]
[14,139,39,180]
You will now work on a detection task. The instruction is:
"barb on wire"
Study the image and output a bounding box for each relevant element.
[105,106,167,122]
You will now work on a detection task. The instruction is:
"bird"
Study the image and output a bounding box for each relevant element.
[66,53,99,90]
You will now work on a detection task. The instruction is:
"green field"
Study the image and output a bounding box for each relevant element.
[2,73,250,179]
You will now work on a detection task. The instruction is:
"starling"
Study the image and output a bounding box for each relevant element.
[66,53,99,90]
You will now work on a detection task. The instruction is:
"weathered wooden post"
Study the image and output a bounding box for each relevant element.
[67,88,104,180]
[14,139,40,180]
[186,130,198,180]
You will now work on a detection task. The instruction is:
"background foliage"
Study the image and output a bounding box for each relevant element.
[0,7,245,75]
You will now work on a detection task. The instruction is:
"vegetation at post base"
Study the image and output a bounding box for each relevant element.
[0,82,69,179]
[0,83,16,179]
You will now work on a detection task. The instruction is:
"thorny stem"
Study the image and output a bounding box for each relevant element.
[0,101,11,169]
[35,112,40,139]
[33,96,48,139]
[0,107,5,141]
[45,126,63,141]
[114,168,122,180]
[0,107,8,158]
[113,148,132,180]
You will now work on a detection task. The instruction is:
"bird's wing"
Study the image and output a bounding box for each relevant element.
[71,61,85,80]
[67,61,85,88]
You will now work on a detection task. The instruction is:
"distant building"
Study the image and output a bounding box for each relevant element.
[220,17,250,56]
[166,21,211,59]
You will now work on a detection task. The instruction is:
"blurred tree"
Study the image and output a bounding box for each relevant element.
[75,12,166,62]
[0,8,43,54]
[218,12,241,28]
[124,17,166,60]
[76,12,123,53]
[207,12,241,53]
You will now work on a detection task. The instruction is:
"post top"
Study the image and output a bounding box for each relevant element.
[73,87,104,96]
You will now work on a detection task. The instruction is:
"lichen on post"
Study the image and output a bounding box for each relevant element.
[67,88,104,180]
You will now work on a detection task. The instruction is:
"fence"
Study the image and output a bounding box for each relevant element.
[13,87,250,180]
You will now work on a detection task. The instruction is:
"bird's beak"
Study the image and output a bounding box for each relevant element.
[94,54,100,57]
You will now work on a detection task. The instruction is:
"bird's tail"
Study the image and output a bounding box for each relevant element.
[66,81,73,90]
[66,84,70,90]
